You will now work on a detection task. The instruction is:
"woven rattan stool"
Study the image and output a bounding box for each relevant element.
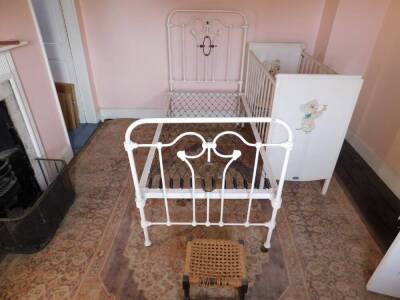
[183,239,248,300]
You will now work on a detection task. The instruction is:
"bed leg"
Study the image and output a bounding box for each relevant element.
[321,176,332,195]
[262,222,275,252]
[261,227,273,253]
[262,204,279,252]
[143,226,152,247]
[137,201,152,246]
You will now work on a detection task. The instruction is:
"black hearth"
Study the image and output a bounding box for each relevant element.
[0,158,19,213]
[0,100,75,253]
[0,101,42,216]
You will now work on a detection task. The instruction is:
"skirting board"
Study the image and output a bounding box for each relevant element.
[59,144,74,163]
[99,108,165,121]
[346,129,400,199]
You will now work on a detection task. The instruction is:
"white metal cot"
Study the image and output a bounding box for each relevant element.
[124,10,293,251]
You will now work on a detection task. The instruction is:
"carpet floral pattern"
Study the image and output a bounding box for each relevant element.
[0,120,391,300]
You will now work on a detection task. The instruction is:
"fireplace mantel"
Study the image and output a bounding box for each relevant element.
[0,41,28,54]
[1,42,28,85]
[0,41,28,83]
[0,41,47,189]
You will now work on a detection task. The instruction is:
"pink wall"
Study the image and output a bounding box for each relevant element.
[0,0,72,160]
[349,0,400,176]
[75,0,325,110]
[313,0,339,61]
[73,0,100,110]
[323,0,390,75]
[319,0,399,194]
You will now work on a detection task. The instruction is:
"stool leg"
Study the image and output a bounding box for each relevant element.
[182,275,190,300]
[239,279,248,300]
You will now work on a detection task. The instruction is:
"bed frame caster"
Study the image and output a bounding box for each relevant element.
[260,245,269,253]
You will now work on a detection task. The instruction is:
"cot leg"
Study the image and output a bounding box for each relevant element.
[259,168,266,189]
[182,275,190,300]
[238,279,248,300]
[322,175,332,195]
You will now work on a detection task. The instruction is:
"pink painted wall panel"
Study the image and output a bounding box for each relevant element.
[323,0,390,75]
[321,0,399,189]
[313,0,339,62]
[0,0,71,159]
[349,0,400,175]
[76,0,325,109]
[74,0,100,110]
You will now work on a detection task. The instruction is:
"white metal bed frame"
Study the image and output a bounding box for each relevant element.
[124,10,293,251]
[167,9,247,91]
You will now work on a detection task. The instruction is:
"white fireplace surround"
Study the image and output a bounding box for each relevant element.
[0,43,48,188]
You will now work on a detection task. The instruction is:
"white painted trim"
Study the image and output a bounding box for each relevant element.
[367,232,400,298]
[27,0,73,161]
[8,74,45,158]
[346,129,400,199]
[1,51,48,189]
[59,0,98,123]
[276,73,363,80]
[99,108,166,121]
[59,143,74,162]
[1,50,44,159]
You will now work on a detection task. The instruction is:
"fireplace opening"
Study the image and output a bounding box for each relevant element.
[0,59,75,253]
[0,100,42,217]
[0,96,75,253]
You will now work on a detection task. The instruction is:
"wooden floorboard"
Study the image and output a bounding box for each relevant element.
[336,140,400,249]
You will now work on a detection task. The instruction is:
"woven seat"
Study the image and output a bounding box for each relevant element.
[183,239,248,300]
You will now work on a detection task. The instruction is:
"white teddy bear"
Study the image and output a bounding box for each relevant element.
[298,99,327,133]
[262,59,280,77]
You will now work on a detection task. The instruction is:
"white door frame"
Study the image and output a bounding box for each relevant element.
[29,0,99,124]
[59,0,98,123]
[27,0,74,163]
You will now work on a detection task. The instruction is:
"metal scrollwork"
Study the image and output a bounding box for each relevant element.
[198,35,217,57]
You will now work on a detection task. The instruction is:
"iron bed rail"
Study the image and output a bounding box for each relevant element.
[124,117,292,250]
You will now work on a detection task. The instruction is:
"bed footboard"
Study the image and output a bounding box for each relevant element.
[124,117,292,250]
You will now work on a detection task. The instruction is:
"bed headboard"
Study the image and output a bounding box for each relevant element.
[167,10,248,92]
